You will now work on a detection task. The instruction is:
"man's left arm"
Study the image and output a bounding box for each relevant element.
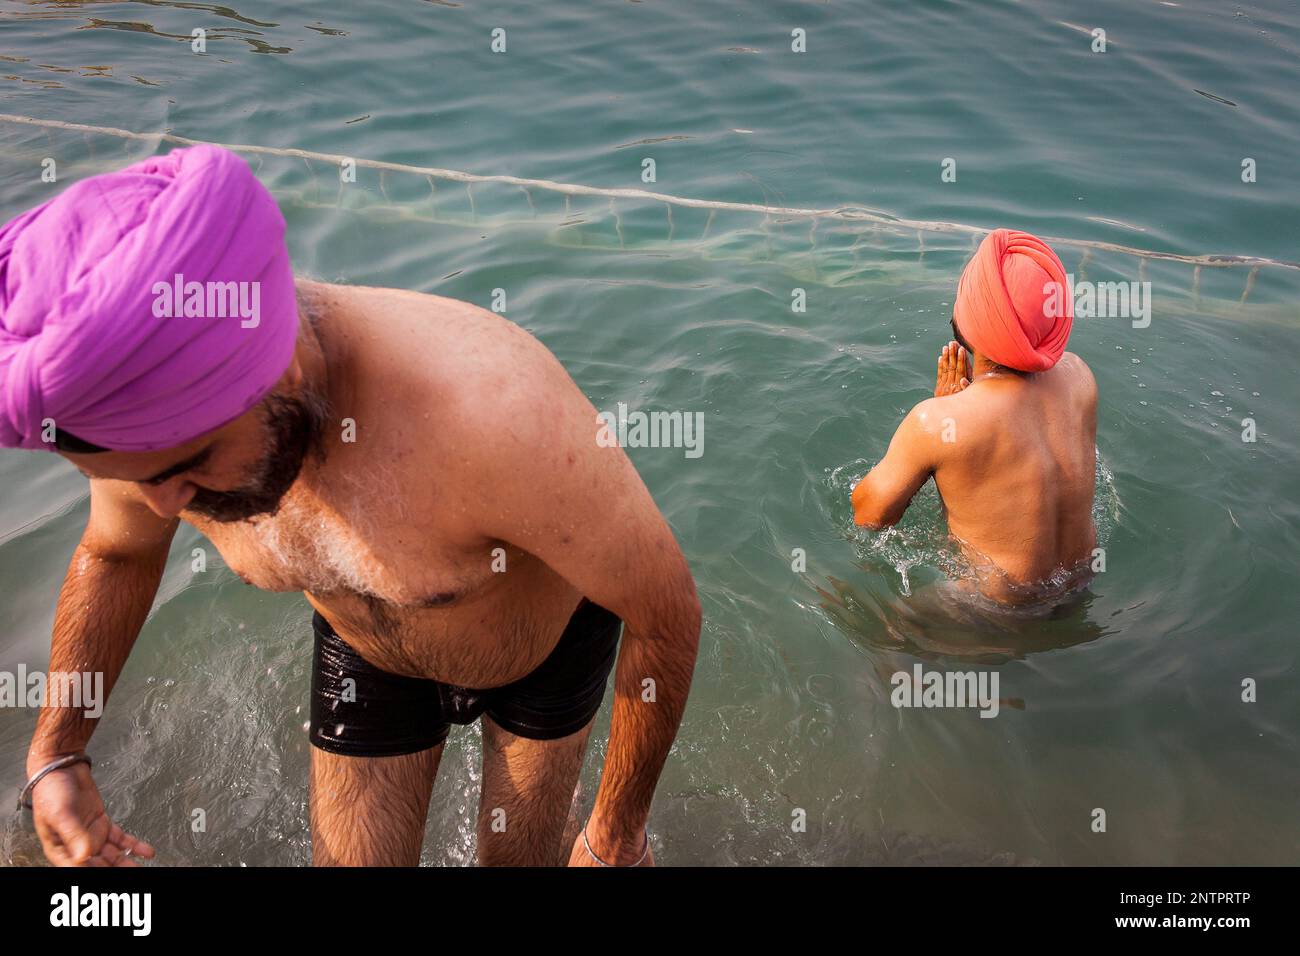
[461,340,701,865]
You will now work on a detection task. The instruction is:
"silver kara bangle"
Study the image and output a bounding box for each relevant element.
[582,823,650,867]
[18,752,92,811]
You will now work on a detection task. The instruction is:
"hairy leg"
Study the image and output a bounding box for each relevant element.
[476,715,595,866]
[310,744,443,866]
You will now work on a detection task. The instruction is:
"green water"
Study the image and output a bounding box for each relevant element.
[1,0,1297,865]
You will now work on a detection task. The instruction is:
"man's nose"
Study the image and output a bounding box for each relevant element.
[136,479,196,518]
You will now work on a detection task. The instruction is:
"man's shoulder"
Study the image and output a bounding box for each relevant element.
[908,388,990,434]
[377,285,542,355]
[1053,351,1098,402]
[908,395,954,433]
[355,286,574,406]
[387,290,591,442]
[1057,351,1096,381]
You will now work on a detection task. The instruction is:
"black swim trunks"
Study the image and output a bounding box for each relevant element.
[309,599,623,758]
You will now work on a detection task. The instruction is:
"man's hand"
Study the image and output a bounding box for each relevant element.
[566,825,655,867]
[28,759,155,866]
[935,341,970,397]
[26,480,174,866]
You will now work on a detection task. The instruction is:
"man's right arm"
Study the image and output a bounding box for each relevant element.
[851,402,943,530]
[26,478,176,774]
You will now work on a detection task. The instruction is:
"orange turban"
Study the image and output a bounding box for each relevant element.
[952,229,1072,372]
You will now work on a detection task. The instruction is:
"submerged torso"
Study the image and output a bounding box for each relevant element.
[932,352,1098,603]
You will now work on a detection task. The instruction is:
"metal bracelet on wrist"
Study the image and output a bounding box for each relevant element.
[582,823,650,866]
[18,752,92,811]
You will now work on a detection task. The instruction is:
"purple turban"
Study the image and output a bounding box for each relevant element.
[0,144,298,452]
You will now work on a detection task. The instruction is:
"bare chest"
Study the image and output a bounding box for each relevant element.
[190,493,579,685]
[191,490,483,605]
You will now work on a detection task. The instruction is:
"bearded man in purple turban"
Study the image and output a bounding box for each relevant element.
[5,146,699,869]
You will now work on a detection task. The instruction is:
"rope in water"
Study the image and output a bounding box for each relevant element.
[3,112,1297,276]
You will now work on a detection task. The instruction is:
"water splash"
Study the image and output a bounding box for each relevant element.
[827,448,1119,597]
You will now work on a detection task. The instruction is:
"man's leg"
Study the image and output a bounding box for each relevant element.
[310,744,443,866]
[476,714,595,866]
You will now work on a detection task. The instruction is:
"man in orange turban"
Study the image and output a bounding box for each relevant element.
[851,229,1099,604]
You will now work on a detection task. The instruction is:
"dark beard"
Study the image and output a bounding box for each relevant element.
[185,391,327,523]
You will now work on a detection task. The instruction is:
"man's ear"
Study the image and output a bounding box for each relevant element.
[281,356,304,389]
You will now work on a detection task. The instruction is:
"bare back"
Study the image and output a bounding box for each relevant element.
[932,353,1098,595]
[853,351,1098,604]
